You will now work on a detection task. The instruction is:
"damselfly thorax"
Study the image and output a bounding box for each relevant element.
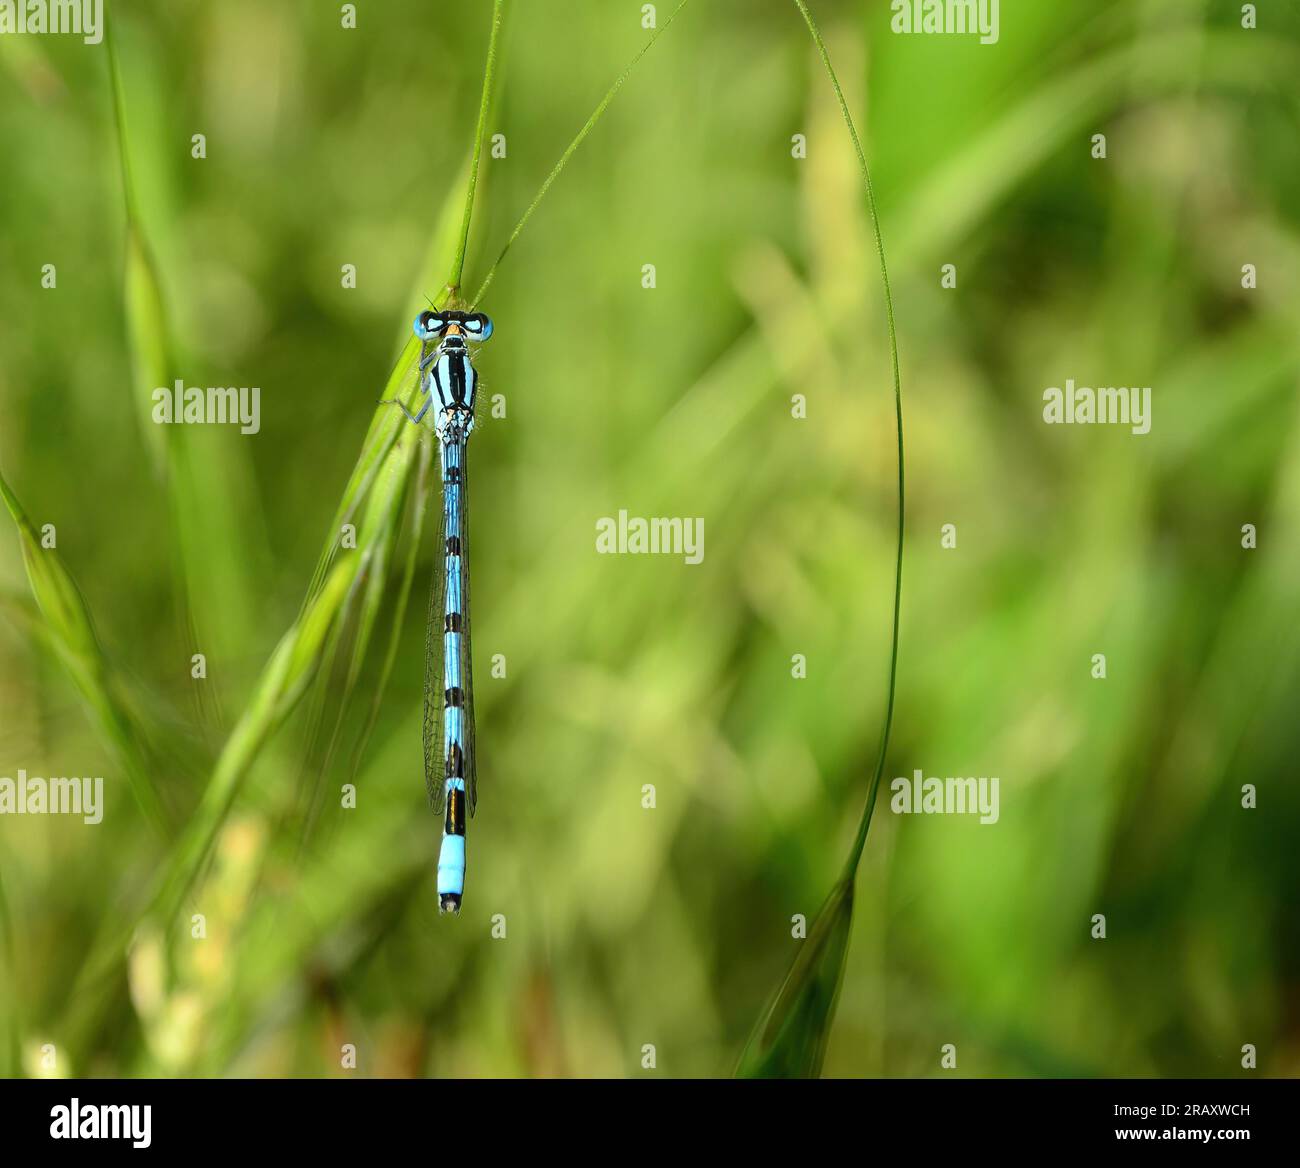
[416,310,491,438]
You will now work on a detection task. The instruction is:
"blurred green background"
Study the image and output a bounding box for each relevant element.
[1,0,1299,1078]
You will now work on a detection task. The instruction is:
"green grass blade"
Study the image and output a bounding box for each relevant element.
[107,10,171,480]
[151,548,365,924]
[0,469,168,832]
[791,0,905,881]
[58,534,391,1056]
[295,441,415,844]
[445,0,505,301]
[735,879,854,1078]
[299,350,413,613]
[107,7,259,670]
[736,1,906,1078]
[468,0,693,308]
[348,437,436,781]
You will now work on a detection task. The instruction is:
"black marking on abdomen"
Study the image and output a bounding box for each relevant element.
[445,612,462,633]
[446,535,461,554]
[446,465,462,484]
[446,785,466,835]
[445,741,464,779]
[445,686,464,708]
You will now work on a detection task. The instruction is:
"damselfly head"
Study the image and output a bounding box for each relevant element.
[414,310,494,344]
[438,892,462,916]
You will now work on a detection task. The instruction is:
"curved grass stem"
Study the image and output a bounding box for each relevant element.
[736,3,905,1079]
[469,0,693,309]
[792,0,905,883]
[445,0,506,302]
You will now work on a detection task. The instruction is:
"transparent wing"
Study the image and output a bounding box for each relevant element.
[421,444,449,814]
[460,441,478,817]
[421,435,477,817]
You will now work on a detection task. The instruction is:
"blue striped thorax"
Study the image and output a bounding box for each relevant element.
[414,309,493,441]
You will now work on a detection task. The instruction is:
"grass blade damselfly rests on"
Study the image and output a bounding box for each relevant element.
[382,310,494,914]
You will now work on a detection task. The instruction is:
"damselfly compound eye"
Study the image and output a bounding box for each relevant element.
[414,310,445,341]
[462,313,493,341]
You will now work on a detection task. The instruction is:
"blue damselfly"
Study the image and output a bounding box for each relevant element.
[385,307,493,914]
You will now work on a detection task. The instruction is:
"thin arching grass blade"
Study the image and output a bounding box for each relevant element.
[736,0,906,1078]
[445,0,504,301]
[469,0,694,308]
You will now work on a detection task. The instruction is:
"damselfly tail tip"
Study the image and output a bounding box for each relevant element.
[436,835,465,916]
